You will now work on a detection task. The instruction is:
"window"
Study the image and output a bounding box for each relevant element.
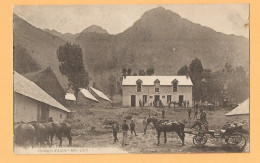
[154,79,160,92]
[143,95,147,103]
[137,82,142,92]
[172,80,178,92]
[167,95,172,103]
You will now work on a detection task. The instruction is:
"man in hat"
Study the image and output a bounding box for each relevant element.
[130,119,137,136]
[191,109,208,130]
[143,117,147,135]
[122,119,129,146]
[112,122,119,142]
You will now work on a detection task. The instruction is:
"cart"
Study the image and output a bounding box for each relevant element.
[190,122,247,151]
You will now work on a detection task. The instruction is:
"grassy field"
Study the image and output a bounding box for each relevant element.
[48,105,249,154]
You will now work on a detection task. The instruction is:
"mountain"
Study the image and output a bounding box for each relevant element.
[75,7,249,79]
[14,7,249,93]
[81,25,108,34]
[13,14,68,89]
[44,28,80,43]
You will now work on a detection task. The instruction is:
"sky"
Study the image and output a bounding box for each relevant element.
[13,4,249,38]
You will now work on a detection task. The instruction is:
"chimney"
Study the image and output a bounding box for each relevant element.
[186,73,189,79]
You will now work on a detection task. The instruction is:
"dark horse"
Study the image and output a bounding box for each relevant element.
[14,123,36,147]
[146,117,185,145]
[51,122,72,147]
[28,121,72,147]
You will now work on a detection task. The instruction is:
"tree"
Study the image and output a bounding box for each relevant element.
[108,75,117,100]
[138,70,146,76]
[146,68,155,76]
[127,68,132,76]
[177,65,189,75]
[57,42,89,96]
[189,58,204,102]
[122,68,127,77]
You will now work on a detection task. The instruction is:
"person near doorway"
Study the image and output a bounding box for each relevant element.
[184,101,187,108]
[112,122,119,142]
[130,119,137,136]
[187,100,190,108]
[122,119,129,146]
[159,100,163,107]
[139,99,142,107]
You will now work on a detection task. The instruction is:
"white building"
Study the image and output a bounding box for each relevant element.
[122,76,193,107]
[14,71,70,123]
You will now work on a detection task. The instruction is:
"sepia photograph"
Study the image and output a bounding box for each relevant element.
[13,4,249,154]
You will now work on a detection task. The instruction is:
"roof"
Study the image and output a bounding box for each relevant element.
[89,86,112,102]
[79,88,99,102]
[226,99,249,116]
[122,76,193,86]
[65,93,76,101]
[14,71,70,113]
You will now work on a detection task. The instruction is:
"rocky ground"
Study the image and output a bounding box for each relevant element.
[51,106,249,154]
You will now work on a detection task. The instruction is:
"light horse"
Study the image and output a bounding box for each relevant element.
[146,117,185,146]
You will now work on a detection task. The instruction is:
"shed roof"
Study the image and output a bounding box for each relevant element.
[89,86,112,102]
[122,76,193,86]
[79,88,99,102]
[226,99,249,116]
[14,71,70,113]
[65,93,76,101]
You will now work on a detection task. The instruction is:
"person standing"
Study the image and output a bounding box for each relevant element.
[143,117,147,135]
[162,109,165,119]
[130,120,137,136]
[112,122,119,142]
[139,100,142,107]
[188,108,192,119]
[187,100,190,108]
[184,101,187,108]
[122,119,129,146]
[194,109,198,120]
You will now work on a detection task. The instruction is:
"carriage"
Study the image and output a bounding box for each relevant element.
[191,122,247,151]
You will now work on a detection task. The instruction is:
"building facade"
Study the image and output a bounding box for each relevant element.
[122,76,193,107]
[14,71,70,123]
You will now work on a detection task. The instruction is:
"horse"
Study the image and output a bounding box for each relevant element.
[30,122,50,147]
[14,123,36,147]
[146,117,185,146]
[51,122,72,147]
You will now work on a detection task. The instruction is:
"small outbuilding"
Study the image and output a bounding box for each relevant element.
[14,71,70,123]
[226,99,249,131]
[77,88,99,105]
[88,86,112,104]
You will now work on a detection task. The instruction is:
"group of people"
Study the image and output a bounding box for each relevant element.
[188,103,208,130]
[112,118,148,146]
[170,100,190,108]
[152,100,164,107]
[139,100,146,107]
[111,103,208,146]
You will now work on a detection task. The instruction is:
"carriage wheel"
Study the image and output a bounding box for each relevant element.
[193,135,207,147]
[226,133,246,151]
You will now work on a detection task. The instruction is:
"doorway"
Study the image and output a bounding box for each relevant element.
[179,95,184,107]
[131,95,136,107]
[154,95,160,101]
